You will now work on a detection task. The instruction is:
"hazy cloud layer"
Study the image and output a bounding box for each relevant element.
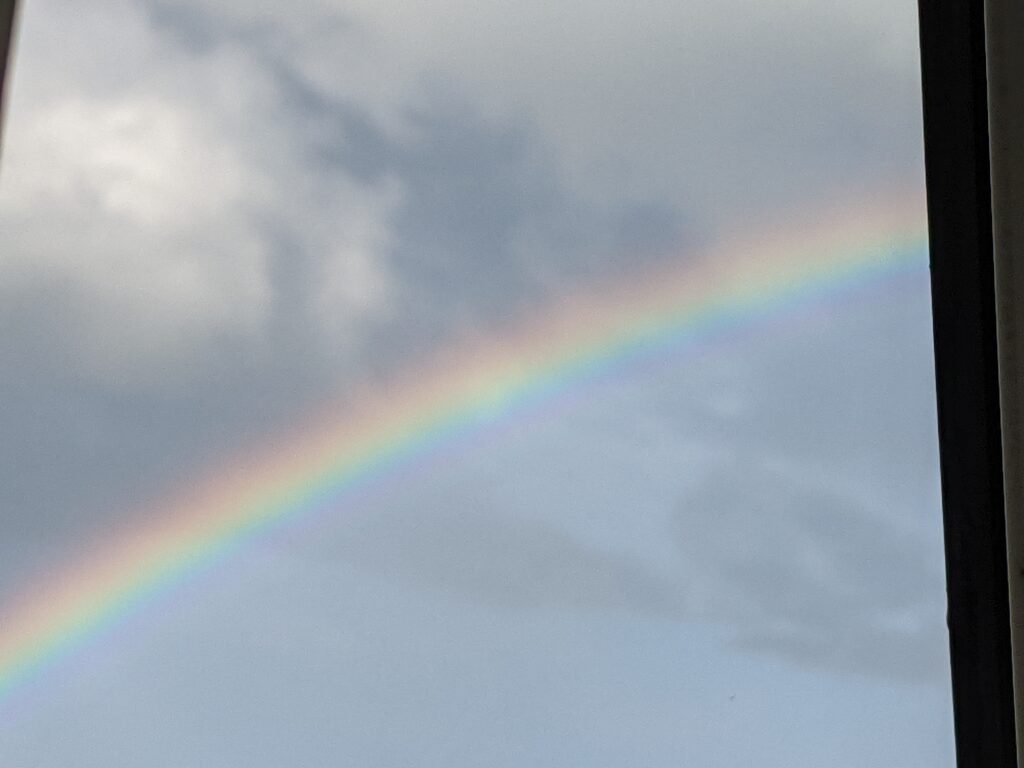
[674,458,946,680]
[320,469,944,683]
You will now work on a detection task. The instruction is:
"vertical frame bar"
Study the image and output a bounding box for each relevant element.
[917,0,1017,764]
[985,0,1024,760]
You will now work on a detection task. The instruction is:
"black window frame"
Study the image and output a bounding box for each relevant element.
[918,0,1018,764]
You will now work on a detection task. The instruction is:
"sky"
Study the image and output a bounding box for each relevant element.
[0,1,954,765]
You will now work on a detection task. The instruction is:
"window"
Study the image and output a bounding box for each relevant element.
[0,2,953,765]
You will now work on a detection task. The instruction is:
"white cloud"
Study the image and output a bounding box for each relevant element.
[2,96,248,225]
[0,92,271,387]
[0,0,403,388]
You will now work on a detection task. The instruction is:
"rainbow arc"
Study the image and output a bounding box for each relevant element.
[0,191,928,701]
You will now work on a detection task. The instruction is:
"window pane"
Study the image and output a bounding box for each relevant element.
[0,1,951,765]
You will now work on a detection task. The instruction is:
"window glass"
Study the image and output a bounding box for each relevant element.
[0,1,951,765]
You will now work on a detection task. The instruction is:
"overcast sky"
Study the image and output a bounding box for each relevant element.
[0,1,952,765]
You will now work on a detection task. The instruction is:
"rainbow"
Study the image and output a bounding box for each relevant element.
[0,190,929,703]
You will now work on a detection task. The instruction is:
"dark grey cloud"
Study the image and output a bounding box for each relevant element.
[377,99,691,340]
[238,51,696,357]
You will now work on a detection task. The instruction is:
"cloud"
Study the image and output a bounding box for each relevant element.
[1,0,708,392]
[305,458,945,683]
[0,94,270,386]
[331,504,687,617]
[0,0,404,389]
[0,0,926,391]
[150,0,923,225]
[367,97,692,350]
[672,457,947,681]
